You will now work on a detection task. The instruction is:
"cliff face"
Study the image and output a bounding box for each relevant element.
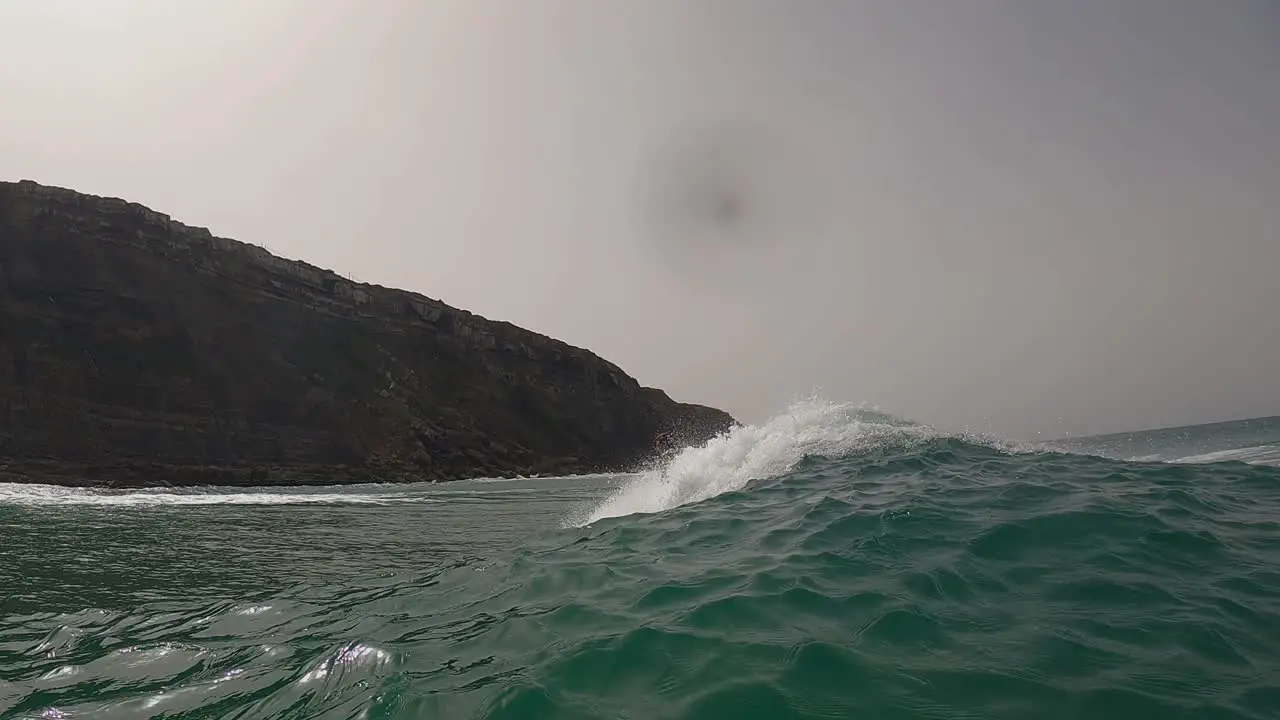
[0,180,736,487]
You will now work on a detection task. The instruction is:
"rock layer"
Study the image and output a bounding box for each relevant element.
[0,180,736,487]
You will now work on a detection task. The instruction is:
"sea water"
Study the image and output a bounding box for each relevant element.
[2,399,1278,718]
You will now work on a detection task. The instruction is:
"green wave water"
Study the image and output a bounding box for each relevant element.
[2,401,1279,719]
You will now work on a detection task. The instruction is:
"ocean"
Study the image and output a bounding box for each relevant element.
[2,399,1278,719]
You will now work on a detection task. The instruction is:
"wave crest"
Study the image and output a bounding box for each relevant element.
[573,397,941,524]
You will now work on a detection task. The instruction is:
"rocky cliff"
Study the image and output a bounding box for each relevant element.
[0,180,736,487]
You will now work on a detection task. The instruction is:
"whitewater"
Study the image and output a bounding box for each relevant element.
[3,397,1279,719]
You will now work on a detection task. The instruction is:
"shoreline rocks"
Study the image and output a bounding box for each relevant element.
[0,180,737,488]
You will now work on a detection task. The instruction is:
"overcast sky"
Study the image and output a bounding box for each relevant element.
[2,0,1277,438]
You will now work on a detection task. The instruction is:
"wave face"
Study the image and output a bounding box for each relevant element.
[3,402,1280,718]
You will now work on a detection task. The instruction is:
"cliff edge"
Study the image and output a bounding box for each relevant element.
[0,180,737,487]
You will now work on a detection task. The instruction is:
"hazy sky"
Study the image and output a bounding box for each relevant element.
[2,0,1277,438]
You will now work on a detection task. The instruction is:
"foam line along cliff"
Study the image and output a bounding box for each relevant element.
[0,180,736,487]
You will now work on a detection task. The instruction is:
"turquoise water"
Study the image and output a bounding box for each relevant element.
[2,400,1279,719]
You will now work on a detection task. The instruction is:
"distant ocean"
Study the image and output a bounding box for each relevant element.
[2,399,1278,719]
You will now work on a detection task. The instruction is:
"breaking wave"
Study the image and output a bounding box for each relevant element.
[575,396,999,525]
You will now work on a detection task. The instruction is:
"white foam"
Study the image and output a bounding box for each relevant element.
[1043,440,1280,467]
[571,396,940,525]
[1168,444,1280,467]
[0,484,438,507]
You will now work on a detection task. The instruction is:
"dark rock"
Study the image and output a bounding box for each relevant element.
[0,180,738,487]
